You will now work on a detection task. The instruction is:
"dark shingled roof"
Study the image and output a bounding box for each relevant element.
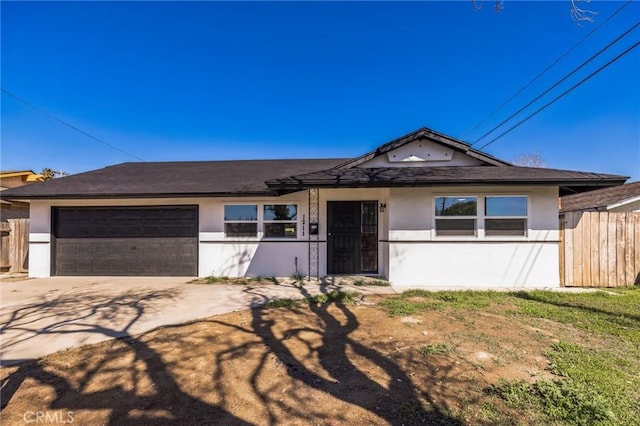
[1,160,628,200]
[266,166,627,195]
[0,159,348,199]
[560,181,640,212]
[0,126,629,200]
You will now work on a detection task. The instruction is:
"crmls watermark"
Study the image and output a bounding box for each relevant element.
[22,411,74,424]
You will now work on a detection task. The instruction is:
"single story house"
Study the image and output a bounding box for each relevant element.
[1,128,627,288]
[560,181,640,213]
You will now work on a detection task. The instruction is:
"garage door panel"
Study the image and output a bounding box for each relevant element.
[54,206,198,239]
[53,206,198,276]
[55,238,197,276]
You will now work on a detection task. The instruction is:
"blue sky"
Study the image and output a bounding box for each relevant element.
[1,1,638,181]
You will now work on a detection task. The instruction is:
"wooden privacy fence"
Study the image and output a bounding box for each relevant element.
[0,219,29,273]
[560,211,640,287]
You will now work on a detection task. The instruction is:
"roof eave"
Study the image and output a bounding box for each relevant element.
[268,177,628,191]
[0,190,283,200]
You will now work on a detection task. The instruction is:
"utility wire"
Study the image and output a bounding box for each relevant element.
[477,41,640,151]
[0,88,145,162]
[472,20,640,145]
[462,0,634,139]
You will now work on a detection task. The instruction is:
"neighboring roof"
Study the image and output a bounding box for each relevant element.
[0,171,44,199]
[332,127,512,169]
[0,170,44,182]
[0,170,37,177]
[0,159,347,199]
[560,181,640,212]
[266,166,627,195]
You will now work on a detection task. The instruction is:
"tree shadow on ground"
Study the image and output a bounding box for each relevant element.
[1,289,180,355]
[240,282,465,425]
[1,289,250,425]
[2,282,471,425]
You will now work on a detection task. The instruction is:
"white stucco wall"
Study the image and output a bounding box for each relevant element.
[386,186,560,288]
[28,184,560,288]
[198,192,310,278]
[389,242,558,287]
[201,188,389,278]
[28,195,313,279]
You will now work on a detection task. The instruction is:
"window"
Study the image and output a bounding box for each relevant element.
[263,204,298,238]
[485,196,527,236]
[224,205,257,237]
[433,195,528,238]
[434,196,477,236]
[223,203,299,239]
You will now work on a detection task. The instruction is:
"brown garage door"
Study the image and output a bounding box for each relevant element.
[53,206,198,276]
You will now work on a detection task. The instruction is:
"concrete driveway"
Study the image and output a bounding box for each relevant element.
[0,276,396,366]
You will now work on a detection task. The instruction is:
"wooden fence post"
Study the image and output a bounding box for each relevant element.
[7,219,29,273]
[0,222,10,271]
[559,214,565,287]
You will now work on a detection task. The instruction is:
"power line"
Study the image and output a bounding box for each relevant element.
[462,0,634,139]
[477,41,640,151]
[0,88,145,162]
[472,20,640,145]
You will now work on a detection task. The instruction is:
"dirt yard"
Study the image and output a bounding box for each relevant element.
[0,292,621,425]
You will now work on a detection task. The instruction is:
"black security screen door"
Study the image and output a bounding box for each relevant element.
[327,201,378,274]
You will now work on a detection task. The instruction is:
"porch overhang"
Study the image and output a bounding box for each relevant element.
[265,166,628,196]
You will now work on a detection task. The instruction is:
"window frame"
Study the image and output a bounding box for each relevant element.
[223,202,300,240]
[432,194,529,240]
[263,204,298,239]
[223,204,258,238]
[484,195,529,237]
[433,196,478,237]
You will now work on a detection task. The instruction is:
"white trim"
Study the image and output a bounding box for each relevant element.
[29,233,51,243]
[607,195,640,211]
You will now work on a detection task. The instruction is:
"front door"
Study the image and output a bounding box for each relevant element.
[327,201,378,274]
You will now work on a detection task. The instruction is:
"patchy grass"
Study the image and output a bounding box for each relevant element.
[352,278,391,287]
[267,291,360,309]
[420,343,454,356]
[510,288,640,344]
[189,276,279,285]
[378,287,640,425]
[379,289,507,316]
[266,297,301,308]
[542,341,639,425]
[308,290,359,305]
[487,288,640,426]
[290,272,305,283]
[188,275,229,284]
[488,377,616,425]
